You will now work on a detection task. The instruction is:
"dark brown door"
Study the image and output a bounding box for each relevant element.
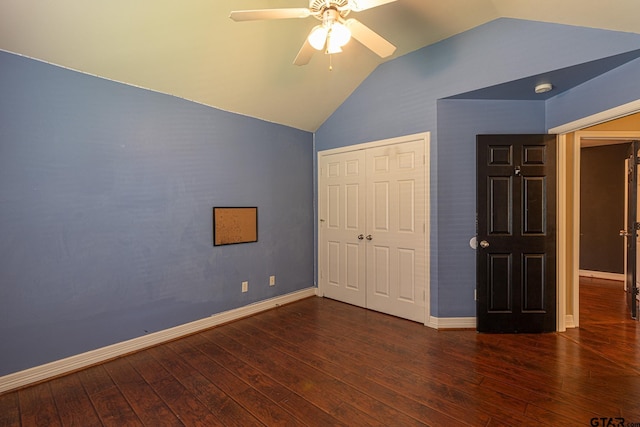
[624,141,639,320]
[476,134,556,333]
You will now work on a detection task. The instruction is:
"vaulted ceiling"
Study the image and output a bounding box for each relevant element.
[1,0,639,131]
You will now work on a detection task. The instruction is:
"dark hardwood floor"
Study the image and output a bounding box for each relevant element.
[1,277,639,426]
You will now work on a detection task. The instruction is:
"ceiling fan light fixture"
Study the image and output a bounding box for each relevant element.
[326,34,343,54]
[230,0,399,66]
[329,21,351,47]
[309,21,351,53]
[308,25,329,50]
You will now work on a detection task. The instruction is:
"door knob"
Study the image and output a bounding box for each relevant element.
[620,229,631,237]
[366,234,373,241]
[479,240,490,248]
[357,234,364,240]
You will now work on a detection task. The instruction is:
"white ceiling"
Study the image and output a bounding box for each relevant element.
[1,0,639,132]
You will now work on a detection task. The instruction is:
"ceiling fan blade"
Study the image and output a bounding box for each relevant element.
[348,0,397,12]
[293,37,316,66]
[229,8,311,22]
[346,19,396,58]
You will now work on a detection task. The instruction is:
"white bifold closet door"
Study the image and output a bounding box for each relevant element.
[318,135,428,323]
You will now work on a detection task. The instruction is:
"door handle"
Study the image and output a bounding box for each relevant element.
[357,234,364,240]
[479,240,490,248]
[620,229,632,237]
[366,234,373,241]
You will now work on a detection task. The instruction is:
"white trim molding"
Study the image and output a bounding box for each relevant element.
[579,270,625,282]
[427,316,476,329]
[0,288,316,394]
[557,134,567,332]
[565,315,576,329]
[549,99,640,135]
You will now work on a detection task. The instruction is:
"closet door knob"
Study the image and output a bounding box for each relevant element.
[357,234,364,240]
[366,235,373,241]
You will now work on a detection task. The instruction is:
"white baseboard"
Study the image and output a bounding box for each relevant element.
[427,316,476,329]
[429,315,576,331]
[565,314,577,329]
[0,287,317,394]
[579,270,625,282]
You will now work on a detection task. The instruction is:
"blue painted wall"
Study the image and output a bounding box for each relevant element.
[0,51,314,376]
[315,18,640,317]
[436,99,546,316]
[547,56,640,129]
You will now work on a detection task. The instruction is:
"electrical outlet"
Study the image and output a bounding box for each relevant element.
[242,281,248,293]
[269,275,276,286]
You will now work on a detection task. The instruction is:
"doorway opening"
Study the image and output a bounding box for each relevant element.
[579,137,628,283]
[574,131,640,327]
[578,137,635,325]
[551,100,640,331]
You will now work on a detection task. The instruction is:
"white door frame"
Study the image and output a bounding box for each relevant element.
[550,99,640,331]
[317,132,431,325]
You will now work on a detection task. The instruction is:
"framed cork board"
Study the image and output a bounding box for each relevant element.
[213,207,258,246]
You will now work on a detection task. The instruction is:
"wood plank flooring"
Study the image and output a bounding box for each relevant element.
[1,277,639,426]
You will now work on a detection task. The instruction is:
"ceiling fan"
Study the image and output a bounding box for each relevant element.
[229,0,397,65]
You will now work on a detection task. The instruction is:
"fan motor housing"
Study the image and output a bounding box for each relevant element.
[310,0,351,19]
